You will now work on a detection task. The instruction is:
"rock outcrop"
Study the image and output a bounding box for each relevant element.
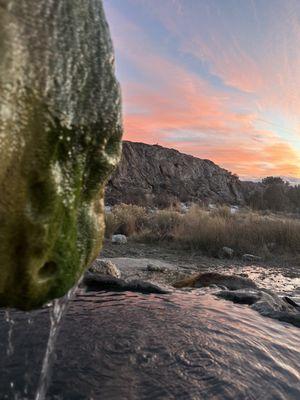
[0,0,122,309]
[106,141,245,206]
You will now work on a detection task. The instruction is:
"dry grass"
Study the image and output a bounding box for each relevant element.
[210,205,232,220]
[175,207,300,256]
[140,209,183,241]
[105,204,147,238]
[105,204,300,258]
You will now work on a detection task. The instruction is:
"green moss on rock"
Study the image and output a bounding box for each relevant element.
[0,0,122,309]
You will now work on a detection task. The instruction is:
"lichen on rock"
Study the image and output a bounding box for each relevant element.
[0,0,122,309]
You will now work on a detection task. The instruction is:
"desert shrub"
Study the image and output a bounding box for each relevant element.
[105,212,119,238]
[174,206,227,254]
[229,214,300,255]
[104,204,147,237]
[121,188,150,206]
[173,206,300,256]
[152,193,180,209]
[199,211,299,255]
[210,205,232,220]
[139,210,183,241]
[106,202,300,257]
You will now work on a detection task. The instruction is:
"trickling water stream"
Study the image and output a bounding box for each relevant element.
[34,300,65,400]
[1,280,81,400]
[34,280,81,400]
[5,310,15,357]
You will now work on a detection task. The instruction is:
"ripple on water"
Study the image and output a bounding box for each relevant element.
[0,290,300,399]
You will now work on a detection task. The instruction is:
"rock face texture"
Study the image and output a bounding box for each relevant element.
[89,259,121,279]
[106,141,245,206]
[0,0,122,309]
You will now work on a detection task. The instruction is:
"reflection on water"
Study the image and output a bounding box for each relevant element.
[224,264,300,296]
[0,290,300,399]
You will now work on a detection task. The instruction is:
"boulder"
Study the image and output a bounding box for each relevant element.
[112,234,127,245]
[89,259,121,278]
[174,272,258,290]
[0,0,122,309]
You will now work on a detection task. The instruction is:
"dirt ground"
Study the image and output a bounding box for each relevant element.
[100,240,300,295]
[102,240,300,275]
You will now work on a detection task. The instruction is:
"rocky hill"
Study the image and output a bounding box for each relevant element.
[105,141,245,206]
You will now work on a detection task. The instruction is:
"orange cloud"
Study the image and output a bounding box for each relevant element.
[171,136,300,179]
[107,2,300,180]
[123,76,300,179]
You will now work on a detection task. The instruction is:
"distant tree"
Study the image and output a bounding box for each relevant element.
[248,189,264,210]
[287,185,300,211]
[245,177,299,213]
[259,176,290,211]
[263,184,287,211]
[262,176,286,186]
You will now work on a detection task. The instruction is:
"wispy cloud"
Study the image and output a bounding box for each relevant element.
[104,0,300,180]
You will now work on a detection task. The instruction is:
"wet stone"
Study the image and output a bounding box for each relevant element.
[0,0,122,309]
[89,259,121,279]
[112,234,127,245]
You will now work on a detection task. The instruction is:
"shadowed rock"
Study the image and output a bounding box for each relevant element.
[215,290,261,305]
[0,0,122,309]
[174,272,258,290]
[83,272,169,294]
[282,296,300,309]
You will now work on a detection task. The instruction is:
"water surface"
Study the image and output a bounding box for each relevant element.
[1,290,300,399]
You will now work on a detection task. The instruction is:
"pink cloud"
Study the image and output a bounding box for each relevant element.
[142,0,300,117]
[106,2,300,180]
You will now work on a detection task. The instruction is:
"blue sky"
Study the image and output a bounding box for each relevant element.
[103,0,300,181]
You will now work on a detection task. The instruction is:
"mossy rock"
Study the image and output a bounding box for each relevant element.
[0,0,122,309]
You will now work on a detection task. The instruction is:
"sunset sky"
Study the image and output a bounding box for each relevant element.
[103,0,300,182]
